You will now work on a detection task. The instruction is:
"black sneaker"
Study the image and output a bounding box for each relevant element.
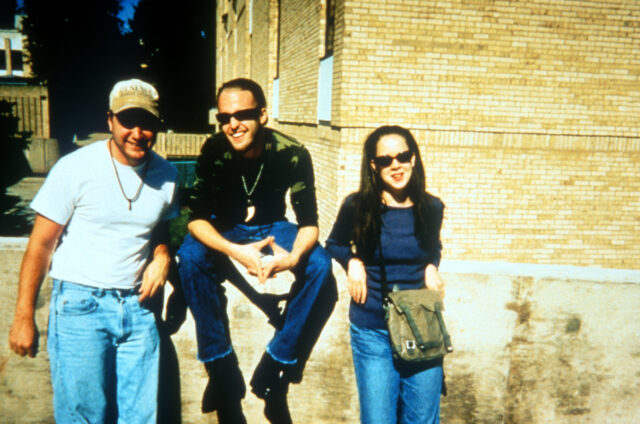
[201,353,247,424]
[250,353,293,424]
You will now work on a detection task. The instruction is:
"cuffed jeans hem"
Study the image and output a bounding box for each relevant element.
[198,347,234,364]
[265,346,297,365]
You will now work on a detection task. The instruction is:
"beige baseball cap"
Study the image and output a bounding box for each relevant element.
[109,78,159,118]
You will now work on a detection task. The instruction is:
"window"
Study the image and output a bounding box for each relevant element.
[324,0,335,57]
[272,78,279,119]
[10,50,22,71]
[317,56,333,123]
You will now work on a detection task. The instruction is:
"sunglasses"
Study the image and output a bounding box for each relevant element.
[114,110,159,131]
[372,150,413,168]
[216,107,262,125]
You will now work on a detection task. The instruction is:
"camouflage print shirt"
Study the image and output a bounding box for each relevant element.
[188,128,318,229]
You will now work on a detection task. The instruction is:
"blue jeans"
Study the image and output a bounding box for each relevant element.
[350,323,443,424]
[47,280,160,424]
[177,220,336,365]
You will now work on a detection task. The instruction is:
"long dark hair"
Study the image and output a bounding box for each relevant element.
[352,125,434,258]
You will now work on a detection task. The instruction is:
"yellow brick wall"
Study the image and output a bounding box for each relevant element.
[250,0,272,96]
[324,129,640,269]
[338,0,640,136]
[423,132,640,269]
[216,0,640,269]
[278,0,322,123]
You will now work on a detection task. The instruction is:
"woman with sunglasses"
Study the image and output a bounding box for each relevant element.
[326,125,446,423]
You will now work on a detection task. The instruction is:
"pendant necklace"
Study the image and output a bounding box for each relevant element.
[241,162,264,222]
[109,138,150,211]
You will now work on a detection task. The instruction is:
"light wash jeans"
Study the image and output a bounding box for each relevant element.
[48,280,160,424]
[350,323,443,424]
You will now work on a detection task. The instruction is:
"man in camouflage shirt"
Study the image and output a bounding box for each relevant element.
[177,78,337,423]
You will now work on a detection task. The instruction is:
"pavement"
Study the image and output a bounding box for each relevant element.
[0,176,43,237]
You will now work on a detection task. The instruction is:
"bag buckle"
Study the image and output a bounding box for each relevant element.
[406,340,416,351]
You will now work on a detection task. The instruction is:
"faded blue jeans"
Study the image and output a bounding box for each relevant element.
[177,220,336,365]
[350,323,443,424]
[47,280,160,424]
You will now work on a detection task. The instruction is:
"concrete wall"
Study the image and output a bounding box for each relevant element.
[0,85,50,138]
[24,137,59,174]
[2,239,639,423]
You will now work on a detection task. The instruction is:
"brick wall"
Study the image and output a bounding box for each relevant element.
[250,0,272,97]
[327,128,640,269]
[278,0,323,124]
[217,0,640,269]
[337,0,640,136]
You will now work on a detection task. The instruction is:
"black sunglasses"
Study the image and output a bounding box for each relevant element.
[114,109,160,131]
[216,107,262,125]
[372,150,413,168]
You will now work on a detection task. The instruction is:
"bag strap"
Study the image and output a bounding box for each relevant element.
[378,231,390,305]
[398,302,440,350]
[435,302,454,352]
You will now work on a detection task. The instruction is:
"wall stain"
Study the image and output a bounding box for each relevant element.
[441,372,479,423]
[565,316,581,333]
[551,313,596,418]
[506,301,531,325]
[505,275,536,424]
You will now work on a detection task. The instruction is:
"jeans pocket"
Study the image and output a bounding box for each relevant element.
[58,290,99,316]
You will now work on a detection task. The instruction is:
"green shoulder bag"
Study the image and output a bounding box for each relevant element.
[384,287,453,362]
[379,241,453,363]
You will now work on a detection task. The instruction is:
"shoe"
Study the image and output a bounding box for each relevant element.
[263,379,292,424]
[202,353,247,423]
[250,353,293,424]
[250,352,282,399]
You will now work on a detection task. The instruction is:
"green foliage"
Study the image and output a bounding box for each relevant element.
[0,0,18,28]
[0,100,31,194]
[18,0,215,146]
[127,0,215,132]
[19,0,136,149]
[169,207,190,249]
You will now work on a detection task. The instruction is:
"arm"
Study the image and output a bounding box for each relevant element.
[325,195,367,303]
[261,142,320,277]
[425,263,445,298]
[9,214,64,357]
[139,220,172,302]
[424,196,446,297]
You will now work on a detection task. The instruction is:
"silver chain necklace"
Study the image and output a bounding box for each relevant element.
[109,138,149,211]
[241,162,264,206]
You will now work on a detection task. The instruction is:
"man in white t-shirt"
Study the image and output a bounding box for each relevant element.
[8,79,179,423]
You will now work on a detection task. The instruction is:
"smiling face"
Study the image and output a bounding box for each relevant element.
[217,88,268,158]
[371,133,416,200]
[107,108,158,166]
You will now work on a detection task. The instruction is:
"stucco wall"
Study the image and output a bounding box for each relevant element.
[2,239,639,423]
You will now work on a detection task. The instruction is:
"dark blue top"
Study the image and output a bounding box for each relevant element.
[325,193,444,329]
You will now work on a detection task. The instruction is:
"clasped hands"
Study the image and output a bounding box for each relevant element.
[232,236,296,283]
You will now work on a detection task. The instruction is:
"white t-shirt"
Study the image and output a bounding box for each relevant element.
[31,140,179,289]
